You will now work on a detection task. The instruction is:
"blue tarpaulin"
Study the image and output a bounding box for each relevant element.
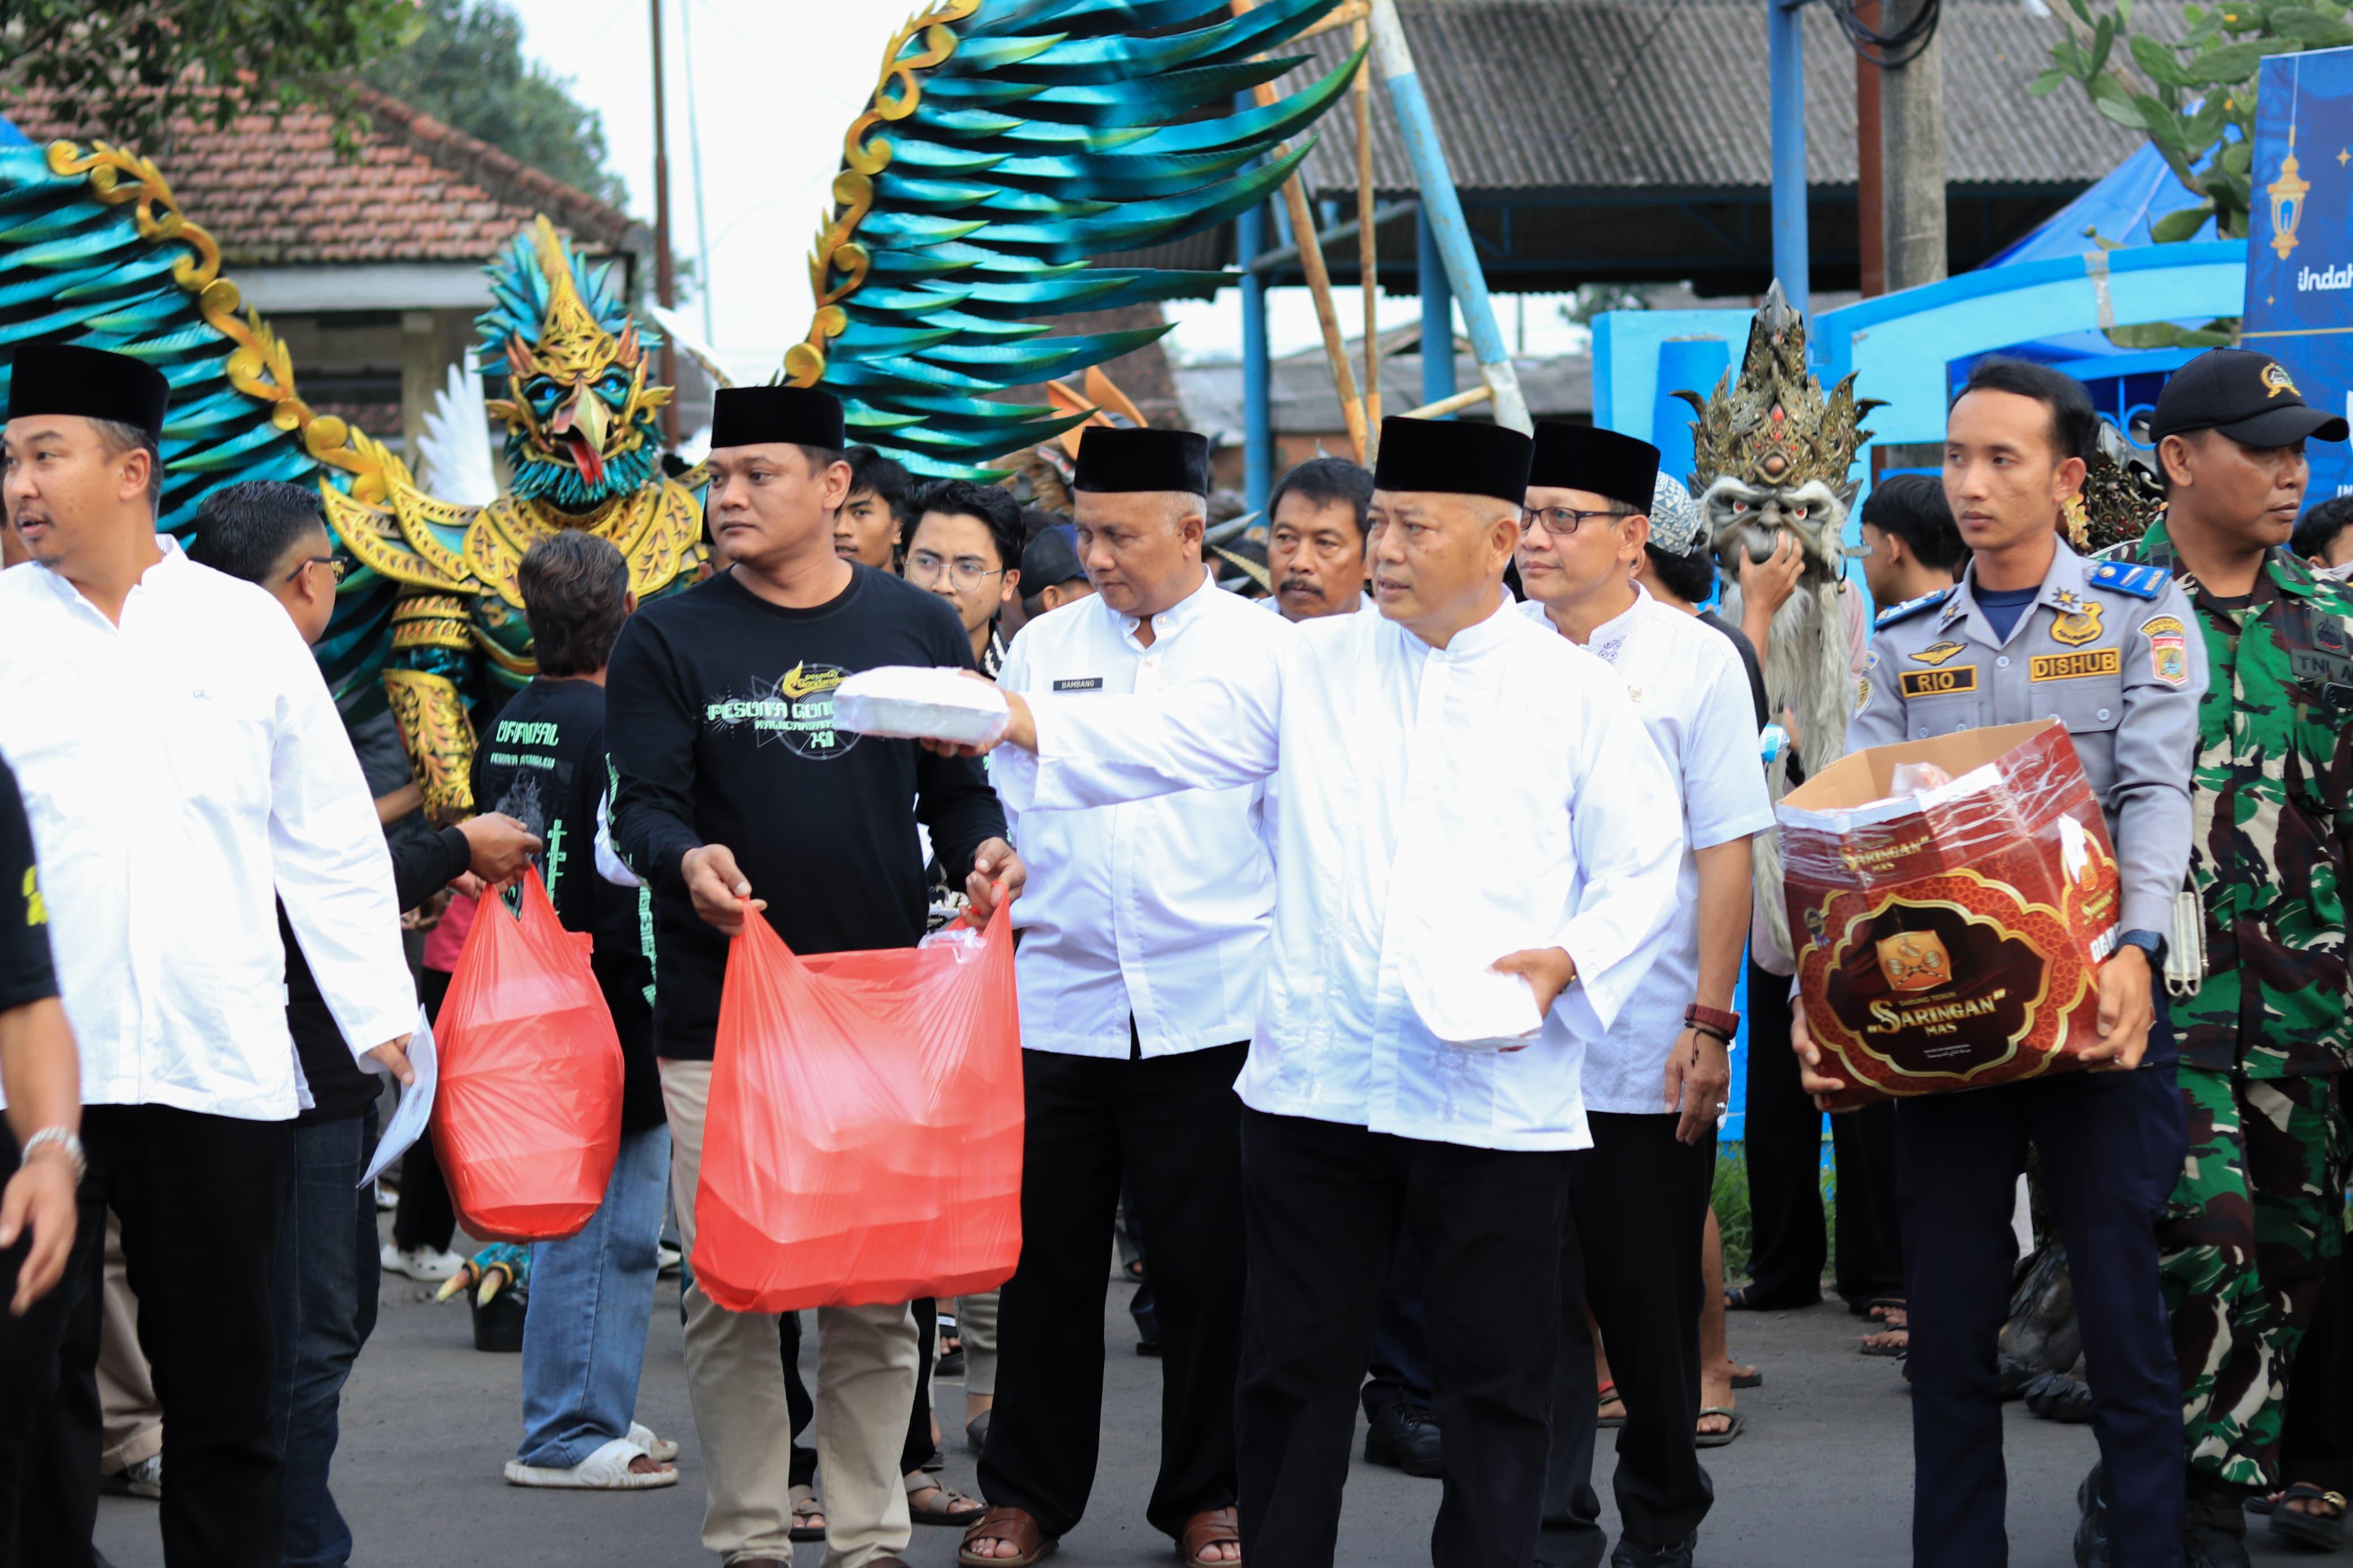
[1985,141,2219,268]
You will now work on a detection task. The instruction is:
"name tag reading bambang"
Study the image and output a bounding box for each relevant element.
[1051,677,1104,692]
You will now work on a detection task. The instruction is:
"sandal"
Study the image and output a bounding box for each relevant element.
[790,1483,827,1544]
[1696,1406,1746,1448]
[960,1504,1058,1566]
[501,1436,677,1489]
[908,1473,987,1527]
[2271,1484,2348,1550]
[1860,1328,1909,1357]
[1178,1505,1240,1567]
[1597,1380,1626,1429]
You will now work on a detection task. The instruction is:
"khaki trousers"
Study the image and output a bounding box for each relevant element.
[98,1211,164,1474]
[956,1289,999,1398]
[662,1057,918,1567]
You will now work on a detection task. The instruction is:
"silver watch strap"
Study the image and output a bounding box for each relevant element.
[18,1125,84,1182]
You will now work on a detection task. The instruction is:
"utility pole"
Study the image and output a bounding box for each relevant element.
[1855,0,1885,297]
[1768,0,1809,317]
[1880,0,1946,292]
[649,0,680,445]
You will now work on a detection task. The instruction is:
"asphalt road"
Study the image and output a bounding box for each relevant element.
[92,1233,2320,1568]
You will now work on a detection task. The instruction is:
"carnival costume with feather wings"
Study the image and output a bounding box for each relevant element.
[0,0,1356,818]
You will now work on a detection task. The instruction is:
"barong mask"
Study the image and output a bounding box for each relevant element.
[482,218,672,511]
[1676,281,1881,591]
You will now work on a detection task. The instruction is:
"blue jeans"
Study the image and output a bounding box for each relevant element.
[270,1107,380,1568]
[517,1123,671,1468]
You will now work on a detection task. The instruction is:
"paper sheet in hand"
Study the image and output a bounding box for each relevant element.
[359,1004,438,1189]
[833,666,1010,746]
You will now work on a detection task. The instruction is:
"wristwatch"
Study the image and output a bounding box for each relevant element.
[18,1126,84,1183]
[2116,929,2167,965]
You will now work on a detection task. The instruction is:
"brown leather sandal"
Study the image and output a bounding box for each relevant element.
[959,1504,1058,1567]
[1178,1505,1242,1567]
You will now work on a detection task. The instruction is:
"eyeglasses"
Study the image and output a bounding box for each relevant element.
[906,550,1005,590]
[1518,506,1628,538]
[285,555,347,585]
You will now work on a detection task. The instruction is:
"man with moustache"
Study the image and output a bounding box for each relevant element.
[1516,425,1770,1568]
[2122,350,2353,1568]
[964,427,1288,1568]
[607,384,1024,1568]
[1265,456,1374,622]
[0,343,417,1568]
[945,415,1683,1568]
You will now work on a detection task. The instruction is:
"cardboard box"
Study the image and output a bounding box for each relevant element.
[1778,720,2122,1107]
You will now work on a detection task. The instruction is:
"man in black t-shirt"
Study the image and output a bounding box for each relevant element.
[0,751,84,1561]
[187,480,542,1565]
[610,385,1022,1568]
[476,531,679,1492]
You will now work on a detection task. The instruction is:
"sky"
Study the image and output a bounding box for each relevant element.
[501,0,1589,381]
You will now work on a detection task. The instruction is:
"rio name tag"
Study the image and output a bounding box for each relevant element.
[1899,666,1979,699]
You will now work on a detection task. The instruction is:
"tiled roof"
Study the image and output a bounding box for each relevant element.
[0,84,645,267]
[1284,0,2167,193]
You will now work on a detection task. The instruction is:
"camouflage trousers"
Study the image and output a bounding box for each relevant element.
[2158,1066,2346,1489]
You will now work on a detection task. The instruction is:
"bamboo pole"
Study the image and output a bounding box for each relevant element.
[1399,383,1492,421]
[1353,13,1380,457]
[1234,0,1367,464]
[1291,0,1369,44]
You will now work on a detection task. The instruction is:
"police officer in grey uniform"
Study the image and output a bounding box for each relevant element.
[1795,358,2205,1568]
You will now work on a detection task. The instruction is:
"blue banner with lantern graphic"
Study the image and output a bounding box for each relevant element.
[2246,46,2353,503]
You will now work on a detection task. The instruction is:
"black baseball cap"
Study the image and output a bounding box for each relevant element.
[1019,524,1087,590]
[2150,348,2348,447]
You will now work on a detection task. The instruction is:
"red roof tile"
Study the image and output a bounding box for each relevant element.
[2,85,647,269]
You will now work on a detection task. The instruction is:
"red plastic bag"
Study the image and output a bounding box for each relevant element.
[691,903,1024,1314]
[430,867,624,1242]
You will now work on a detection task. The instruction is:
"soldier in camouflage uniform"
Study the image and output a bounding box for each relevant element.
[2128,350,2353,1568]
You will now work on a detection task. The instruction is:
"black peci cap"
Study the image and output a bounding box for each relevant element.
[2150,348,2348,447]
[6,343,170,439]
[709,385,846,451]
[1528,422,1661,512]
[1072,427,1212,495]
[1370,417,1533,506]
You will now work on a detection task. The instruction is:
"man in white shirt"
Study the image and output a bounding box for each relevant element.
[1516,425,1772,1568]
[948,415,1684,1568]
[0,343,415,1568]
[1266,456,1376,621]
[964,427,1282,1568]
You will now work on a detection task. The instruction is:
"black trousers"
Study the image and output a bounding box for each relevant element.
[391,966,456,1255]
[1544,1112,1718,1562]
[2279,1243,2353,1496]
[979,1042,1247,1540]
[1901,1061,2187,1568]
[0,1130,91,1568]
[24,1105,295,1568]
[1237,1108,1571,1568]
[1830,1101,1906,1307]
[1739,957,1826,1306]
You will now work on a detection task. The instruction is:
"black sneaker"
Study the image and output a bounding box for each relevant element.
[1609,1535,1696,1567]
[1363,1399,1442,1478]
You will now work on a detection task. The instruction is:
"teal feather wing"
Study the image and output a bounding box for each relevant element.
[0,142,395,717]
[798,0,1363,478]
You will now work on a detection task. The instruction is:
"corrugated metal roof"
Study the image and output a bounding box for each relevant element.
[1282,0,2166,194]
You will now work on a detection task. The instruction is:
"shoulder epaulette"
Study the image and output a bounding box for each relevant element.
[1875,588,1954,629]
[2089,560,2171,600]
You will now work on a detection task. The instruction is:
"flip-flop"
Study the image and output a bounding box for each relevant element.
[1696,1406,1746,1448]
[1596,1380,1626,1429]
[1860,1331,1909,1358]
[791,1483,828,1543]
[502,1436,677,1489]
[2270,1484,2347,1550]
[1730,1367,1764,1389]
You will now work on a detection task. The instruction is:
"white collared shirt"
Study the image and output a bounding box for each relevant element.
[1520,589,1774,1114]
[999,568,1288,1057]
[995,597,1683,1151]
[0,544,414,1121]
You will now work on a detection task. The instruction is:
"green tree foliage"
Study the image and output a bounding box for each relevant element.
[2035,0,2353,244]
[0,0,419,153]
[361,0,627,209]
